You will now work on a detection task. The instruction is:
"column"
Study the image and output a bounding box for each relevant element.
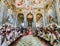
[0,12,2,26]
[24,13,27,28]
[1,0,8,25]
[13,12,17,27]
[33,13,36,28]
[55,0,60,25]
[0,0,4,25]
[15,14,17,27]
[45,11,48,26]
[43,13,45,27]
[43,9,48,27]
[0,3,2,26]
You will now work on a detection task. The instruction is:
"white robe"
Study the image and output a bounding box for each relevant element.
[2,40,8,46]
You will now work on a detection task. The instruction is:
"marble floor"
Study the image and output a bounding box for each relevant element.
[10,35,49,46]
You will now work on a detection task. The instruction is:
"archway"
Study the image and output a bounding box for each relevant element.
[36,13,43,27]
[17,13,24,27]
[27,13,33,27]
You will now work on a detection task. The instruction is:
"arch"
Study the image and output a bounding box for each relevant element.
[18,13,24,22]
[27,13,33,22]
[36,13,42,22]
[17,13,24,27]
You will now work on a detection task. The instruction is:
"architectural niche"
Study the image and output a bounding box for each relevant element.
[27,13,33,22]
[17,13,24,27]
[36,13,43,27]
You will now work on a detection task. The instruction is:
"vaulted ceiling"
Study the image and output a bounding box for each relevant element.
[4,0,54,9]
[0,0,55,14]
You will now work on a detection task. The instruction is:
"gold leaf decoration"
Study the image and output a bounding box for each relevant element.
[36,13,42,22]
